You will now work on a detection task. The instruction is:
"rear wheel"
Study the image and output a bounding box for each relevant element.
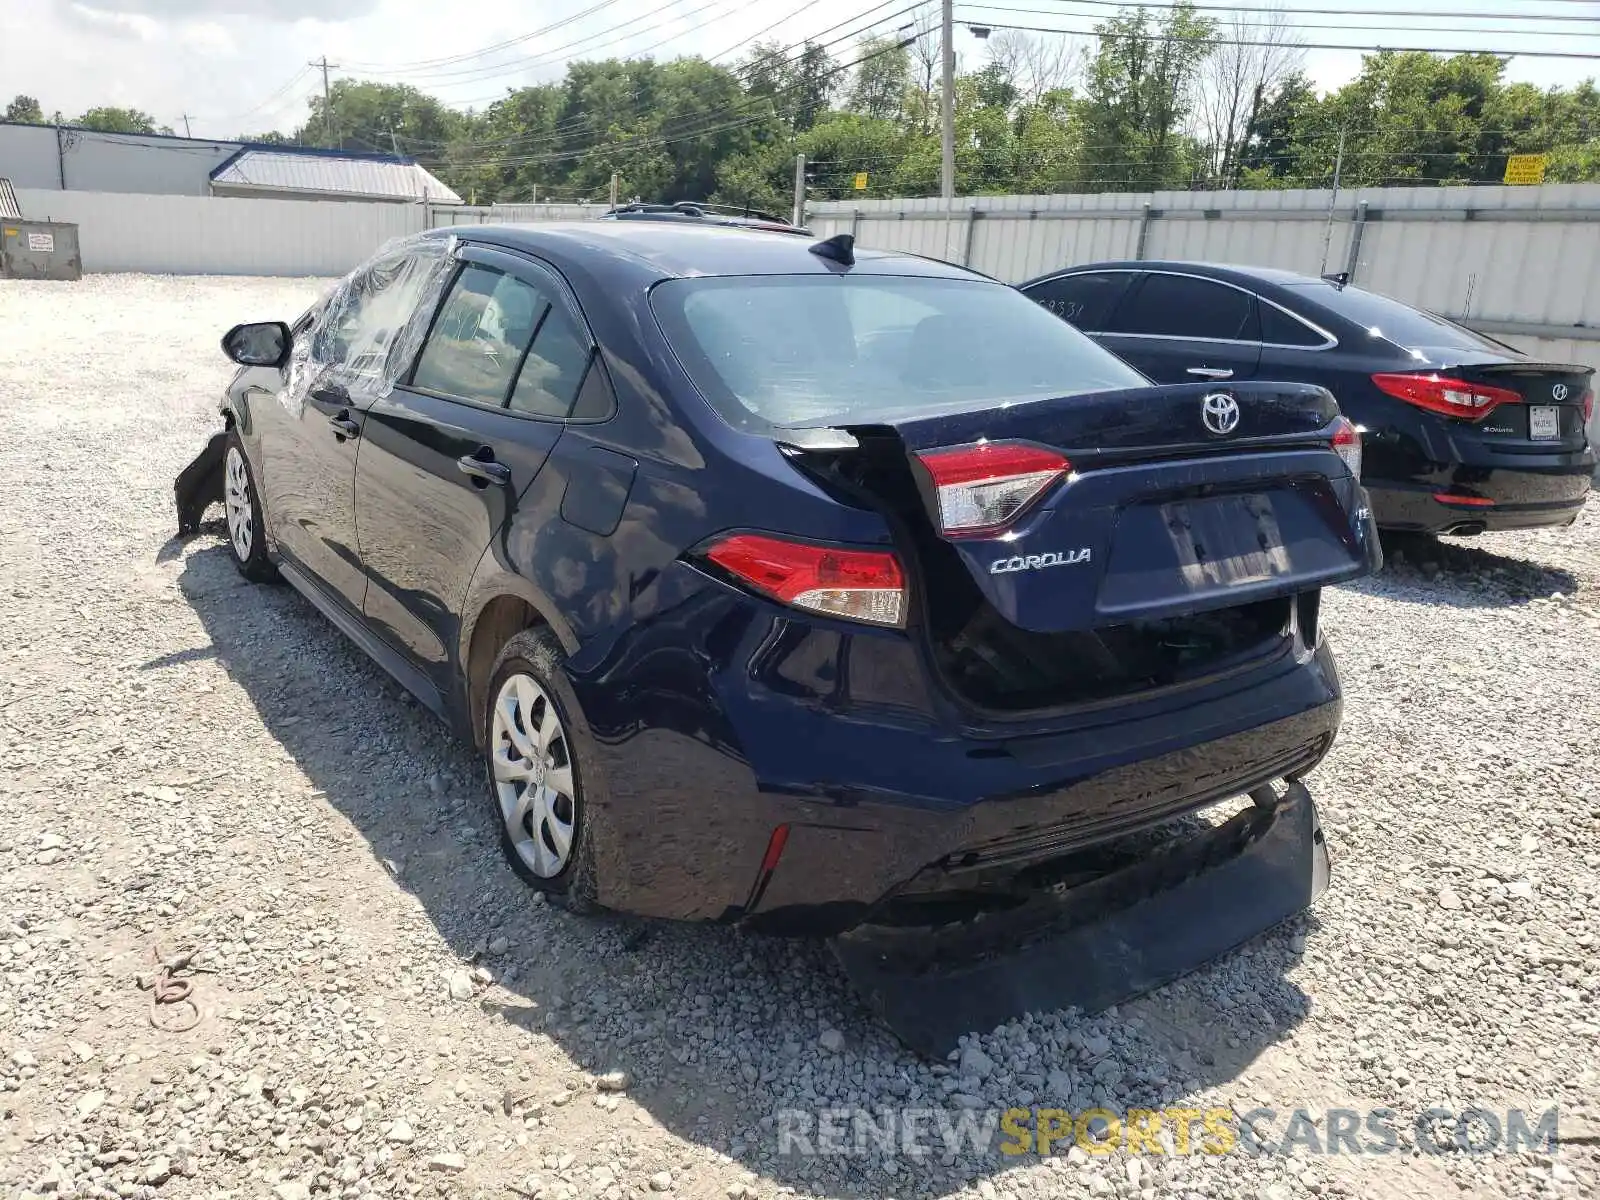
[223,432,278,583]
[483,628,599,913]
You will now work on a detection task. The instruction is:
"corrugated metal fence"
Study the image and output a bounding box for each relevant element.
[809,184,1600,451]
[7,190,604,276]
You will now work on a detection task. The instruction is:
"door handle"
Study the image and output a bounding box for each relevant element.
[457,454,511,486]
[1187,366,1234,380]
[329,414,361,440]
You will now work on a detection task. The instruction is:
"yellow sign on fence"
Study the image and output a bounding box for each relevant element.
[853,172,869,190]
[1504,154,1549,185]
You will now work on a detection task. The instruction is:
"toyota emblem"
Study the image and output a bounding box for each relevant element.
[1552,383,1569,402]
[1202,392,1241,435]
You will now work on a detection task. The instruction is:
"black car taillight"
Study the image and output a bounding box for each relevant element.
[1371,372,1521,421]
[704,534,907,627]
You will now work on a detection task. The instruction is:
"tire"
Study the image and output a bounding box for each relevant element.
[483,628,600,913]
[222,431,278,583]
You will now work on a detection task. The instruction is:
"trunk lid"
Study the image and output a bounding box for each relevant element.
[793,381,1378,636]
[1449,360,1594,451]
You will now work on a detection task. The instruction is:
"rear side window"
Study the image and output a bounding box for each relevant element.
[1108,274,1260,341]
[412,264,549,406]
[509,304,590,418]
[1293,282,1509,354]
[651,274,1147,430]
[1260,303,1328,348]
[1023,272,1130,329]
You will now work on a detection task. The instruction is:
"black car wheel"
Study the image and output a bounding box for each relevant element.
[484,628,600,913]
[223,432,279,583]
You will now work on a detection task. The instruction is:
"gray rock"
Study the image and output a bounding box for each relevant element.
[959,1044,995,1080]
[818,1029,845,1053]
[273,1183,311,1200]
[648,1171,673,1192]
[447,970,474,1000]
[1437,887,1462,911]
[595,1069,631,1092]
[428,1153,467,1172]
[385,1119,415,1144]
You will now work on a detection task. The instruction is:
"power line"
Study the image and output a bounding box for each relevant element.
[412,1,922,159]
[974,0,1600,22]
[338,0,635,72]
[954,17,1600,60]
[964,3,1600,36]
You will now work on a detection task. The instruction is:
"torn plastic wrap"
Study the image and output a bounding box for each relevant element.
[174,233,460,538]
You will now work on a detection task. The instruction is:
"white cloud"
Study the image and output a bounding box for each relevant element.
[63,2,163,40]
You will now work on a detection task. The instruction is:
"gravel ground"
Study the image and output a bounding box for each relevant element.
[1,273,1598,1200]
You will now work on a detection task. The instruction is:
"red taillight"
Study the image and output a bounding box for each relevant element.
[1330,416,1362,481]
[915,441,1071,535]
[704,534,906,627]
[1583,389,1595,423]
[1372,372,1522,420]
[1434,492,1496,508]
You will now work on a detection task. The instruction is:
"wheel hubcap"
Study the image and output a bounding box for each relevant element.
[490,674,577,879]
[224,446,253,561]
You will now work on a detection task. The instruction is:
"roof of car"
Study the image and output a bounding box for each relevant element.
[1031,260,1328,289]
[438,221,984,284]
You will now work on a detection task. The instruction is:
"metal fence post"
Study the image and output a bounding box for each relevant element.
[1134,202,1153,260]
[962,207,981,267]
[1344,201,1369,284]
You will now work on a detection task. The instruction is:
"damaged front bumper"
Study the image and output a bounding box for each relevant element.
[174,430,227,536]
[831,779,1329,1057]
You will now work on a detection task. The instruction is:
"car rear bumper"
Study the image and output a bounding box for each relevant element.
[570,576,1344,932]
[832,778,1329,1056]
[1368,453,1593,534]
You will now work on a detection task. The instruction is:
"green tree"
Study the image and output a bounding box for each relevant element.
[297,80,463,154]
[75,106,166,134]
[1074,3,1216,190]
[846,36,913,123]
[4,94,43,124]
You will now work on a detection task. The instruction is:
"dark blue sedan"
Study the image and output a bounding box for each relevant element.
[176,224,1376,1034]
[1020,261,1595,536]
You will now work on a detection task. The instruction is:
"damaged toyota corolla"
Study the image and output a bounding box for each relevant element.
[176,223,1381,1053]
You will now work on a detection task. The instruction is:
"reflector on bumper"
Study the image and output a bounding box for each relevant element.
[831,781,1329,1058]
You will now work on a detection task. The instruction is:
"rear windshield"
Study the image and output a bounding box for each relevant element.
[1290,282,1510,354]
[650,274,1148,430]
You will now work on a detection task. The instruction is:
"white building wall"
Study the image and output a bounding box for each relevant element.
[1,123,242,195]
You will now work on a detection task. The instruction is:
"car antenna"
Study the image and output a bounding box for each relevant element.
[809,233,855,267]
[1321,271,1349,288]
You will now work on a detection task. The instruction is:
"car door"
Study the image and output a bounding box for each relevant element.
[259,240,443,613]
[1096,271,1263,385]
[354,244,597,693]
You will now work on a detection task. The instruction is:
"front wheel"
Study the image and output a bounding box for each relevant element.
[223,432,278,583]
[483,628,600,913]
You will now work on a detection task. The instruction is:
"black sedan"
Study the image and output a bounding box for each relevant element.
[1019,261,1595,536]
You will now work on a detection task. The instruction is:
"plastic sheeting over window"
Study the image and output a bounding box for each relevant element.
[277,232,458,419]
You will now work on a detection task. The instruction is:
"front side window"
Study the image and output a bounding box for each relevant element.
[412,264,549,406]
[313,242,444,374]
[1108,274,1260,342]
[651,274,1147,431]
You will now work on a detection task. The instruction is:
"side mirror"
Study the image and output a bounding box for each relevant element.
[222,321,292,368]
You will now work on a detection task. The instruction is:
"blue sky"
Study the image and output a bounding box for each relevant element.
[4,0,1597,138]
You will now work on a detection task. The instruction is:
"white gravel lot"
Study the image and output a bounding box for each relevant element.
[1,273,1598,1200]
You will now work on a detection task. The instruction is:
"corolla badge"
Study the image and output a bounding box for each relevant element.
[1552,383,1569,401]
[1202,391,1241,435]
[990,548,1092,574]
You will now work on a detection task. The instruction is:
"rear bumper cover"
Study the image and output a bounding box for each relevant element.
[832,779,1329,1056]
[1367,453,1593,533]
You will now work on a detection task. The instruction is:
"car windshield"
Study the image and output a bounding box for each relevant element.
[651,274,1147,430]
[1289,281,1512,354]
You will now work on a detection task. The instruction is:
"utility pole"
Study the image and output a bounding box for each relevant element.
[792,152,806,227]
[609,172,619,208]
[940,0,955,202]
[1319,123,1347,275]
[180,114,192,138]
[310,57,339,147]
[387,123,400,155]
